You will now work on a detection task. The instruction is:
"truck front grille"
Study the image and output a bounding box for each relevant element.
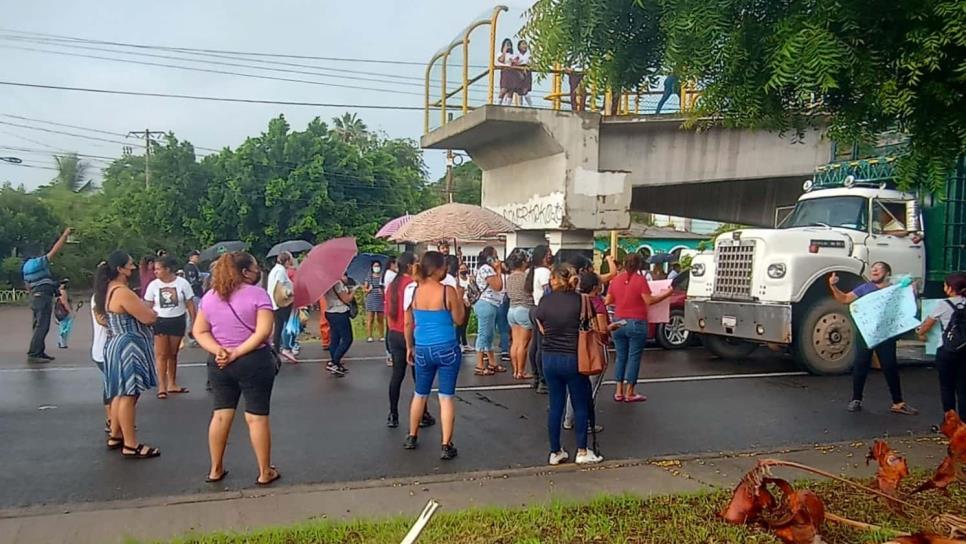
[713,240,756,300]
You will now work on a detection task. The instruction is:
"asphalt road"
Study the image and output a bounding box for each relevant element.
[0,305,944,510]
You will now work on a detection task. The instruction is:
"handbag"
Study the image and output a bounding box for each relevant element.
[225,301,282,375]
[577,294,606,376]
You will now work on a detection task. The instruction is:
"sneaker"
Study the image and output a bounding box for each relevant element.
[536,383,548,395]
[387,413,399,428]
[326,362,346,376]
[420,412,436,428]
[336,364,349,375]
[403,435,418,449]
[500,353,510,362]
[39,353,56,361]
[462,345,474,353]
[27,356,50,364]
[575,450,604,465]
[549,450,569,465]
[367,337,374,343]
[847,399,862,412]
[592,424,604,433]
[379,337,385,342]
[440,442,458,460]
[563,419,574,430]
[280,349,298,363]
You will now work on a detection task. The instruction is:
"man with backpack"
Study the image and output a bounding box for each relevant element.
[23,228,71,363]
[917,272,966,419]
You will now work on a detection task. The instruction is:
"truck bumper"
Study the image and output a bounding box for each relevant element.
[685,299,792,344]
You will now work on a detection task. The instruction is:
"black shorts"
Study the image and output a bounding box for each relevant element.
[208,347,275,416]
[154,315,186,337]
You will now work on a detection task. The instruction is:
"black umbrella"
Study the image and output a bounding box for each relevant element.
[647,252,678,265]
[267,240,314,258]
[347,253,389,284]
[200,240,248,263]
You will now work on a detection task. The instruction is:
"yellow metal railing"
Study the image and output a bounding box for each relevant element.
[423,5,703,134]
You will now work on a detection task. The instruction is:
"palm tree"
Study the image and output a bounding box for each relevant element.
[51,153,94,193]
[332,113,369,145]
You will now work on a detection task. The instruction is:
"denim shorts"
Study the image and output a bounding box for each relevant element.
[507,306,533,329]
[414,341,462,397]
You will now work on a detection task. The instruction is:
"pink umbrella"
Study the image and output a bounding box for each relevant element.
[293,237,358,308]
[376,214,413,239]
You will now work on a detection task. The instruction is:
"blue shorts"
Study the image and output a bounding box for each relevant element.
[414,341,462,397]
[507,306,533,329]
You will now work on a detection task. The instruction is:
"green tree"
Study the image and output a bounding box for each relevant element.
[523,0,966,192]
[436,162,482,206]
[0,183,61,261]
[331,112,370,147]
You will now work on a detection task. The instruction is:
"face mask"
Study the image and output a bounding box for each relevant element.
[373,267,381,274]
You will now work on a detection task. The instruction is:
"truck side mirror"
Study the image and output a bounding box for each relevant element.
[905,200,921,232]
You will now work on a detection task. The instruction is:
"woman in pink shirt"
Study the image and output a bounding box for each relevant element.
[605,254,672,403]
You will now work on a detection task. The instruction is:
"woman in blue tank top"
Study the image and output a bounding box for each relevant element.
[403,251,466,460]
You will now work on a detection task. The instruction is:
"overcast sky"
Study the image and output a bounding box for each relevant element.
[0,0,535,190]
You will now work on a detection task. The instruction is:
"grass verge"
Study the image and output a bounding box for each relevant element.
[157,471,965,544]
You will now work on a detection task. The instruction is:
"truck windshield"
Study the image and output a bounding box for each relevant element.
[783,196,868,231]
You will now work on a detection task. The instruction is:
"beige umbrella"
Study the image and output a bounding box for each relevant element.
[390,202,517,243]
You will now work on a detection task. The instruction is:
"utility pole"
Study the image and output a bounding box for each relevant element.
[445,149,454,203]
[127,129,162,188]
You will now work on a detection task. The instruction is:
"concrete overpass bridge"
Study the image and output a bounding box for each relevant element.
[423,6,832,252]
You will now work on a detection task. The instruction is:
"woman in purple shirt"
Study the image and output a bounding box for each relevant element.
[192,252,280,486]
[828,261,918,415]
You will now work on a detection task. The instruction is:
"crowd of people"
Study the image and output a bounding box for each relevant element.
[17,228,966,481]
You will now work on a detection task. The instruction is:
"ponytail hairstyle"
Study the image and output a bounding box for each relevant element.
[578,270,601,294]
[94,251,132,316]
[505,248,529,272]
[549,263,578,293]
[387,251,416,317]
[623,253,643,277]
[414,251,446,282]
[946,272,966,296]
[525,244,552,294]
[211,251,256,300]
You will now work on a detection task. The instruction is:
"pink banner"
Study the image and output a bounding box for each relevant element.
[647,280,672,323]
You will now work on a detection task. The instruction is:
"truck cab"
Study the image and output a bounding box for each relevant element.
[684,161,925,375]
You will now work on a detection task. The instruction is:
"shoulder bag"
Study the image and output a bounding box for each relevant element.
[577,294,606,376]
[225,301,282,375]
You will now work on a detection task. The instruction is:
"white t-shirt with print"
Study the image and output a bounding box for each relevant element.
[532,267,551,306]
[475,264,505,307]
[144,277,194,318]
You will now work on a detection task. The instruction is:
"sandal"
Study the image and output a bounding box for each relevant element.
[474,367,495,376]
[122,443,161,459]
[255,466,281,486]
[106,436,124,450]
[205,470,229,483]
[890,402,919,416]
[167,387,189,394]
[157,391,168,400]
[624,394,647,403]
[487,365,508,373]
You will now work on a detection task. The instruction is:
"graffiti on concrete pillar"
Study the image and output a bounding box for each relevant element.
[491,192,566,230]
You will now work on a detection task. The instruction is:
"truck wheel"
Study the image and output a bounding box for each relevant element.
[794,298,858,375]
[702,334,758,359]
[657,309,690,350]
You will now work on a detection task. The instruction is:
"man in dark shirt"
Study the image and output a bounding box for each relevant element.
[23,228,71,363]
[183,250,204,345]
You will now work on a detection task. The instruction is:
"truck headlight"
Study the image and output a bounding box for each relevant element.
[691,263,706,277]
[767,263,787,279]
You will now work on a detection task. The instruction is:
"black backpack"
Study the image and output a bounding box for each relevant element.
[942,300,966,352]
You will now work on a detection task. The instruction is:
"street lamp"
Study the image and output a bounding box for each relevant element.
[0,156,23,164]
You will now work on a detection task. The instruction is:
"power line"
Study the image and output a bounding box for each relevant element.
[0,145,116,162]
[0,119,150,147]
[0,81,429,110]
[0,113,221,153]
[0,27,443,66]
[0,35,444,88]
[2,44,428,97]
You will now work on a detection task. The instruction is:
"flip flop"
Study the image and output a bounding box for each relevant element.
[624,394,647,403]
[167,387,189,394]
[255,467,281,486]
[156,392,168,400]
[205,470,229,483]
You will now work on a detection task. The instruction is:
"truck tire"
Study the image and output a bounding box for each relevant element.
[794,297,858,375]
[702,334,758,359]
[657,308,690,350]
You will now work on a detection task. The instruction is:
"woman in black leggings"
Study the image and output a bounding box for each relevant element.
[385,252,435,429]
[828,261,918,415]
